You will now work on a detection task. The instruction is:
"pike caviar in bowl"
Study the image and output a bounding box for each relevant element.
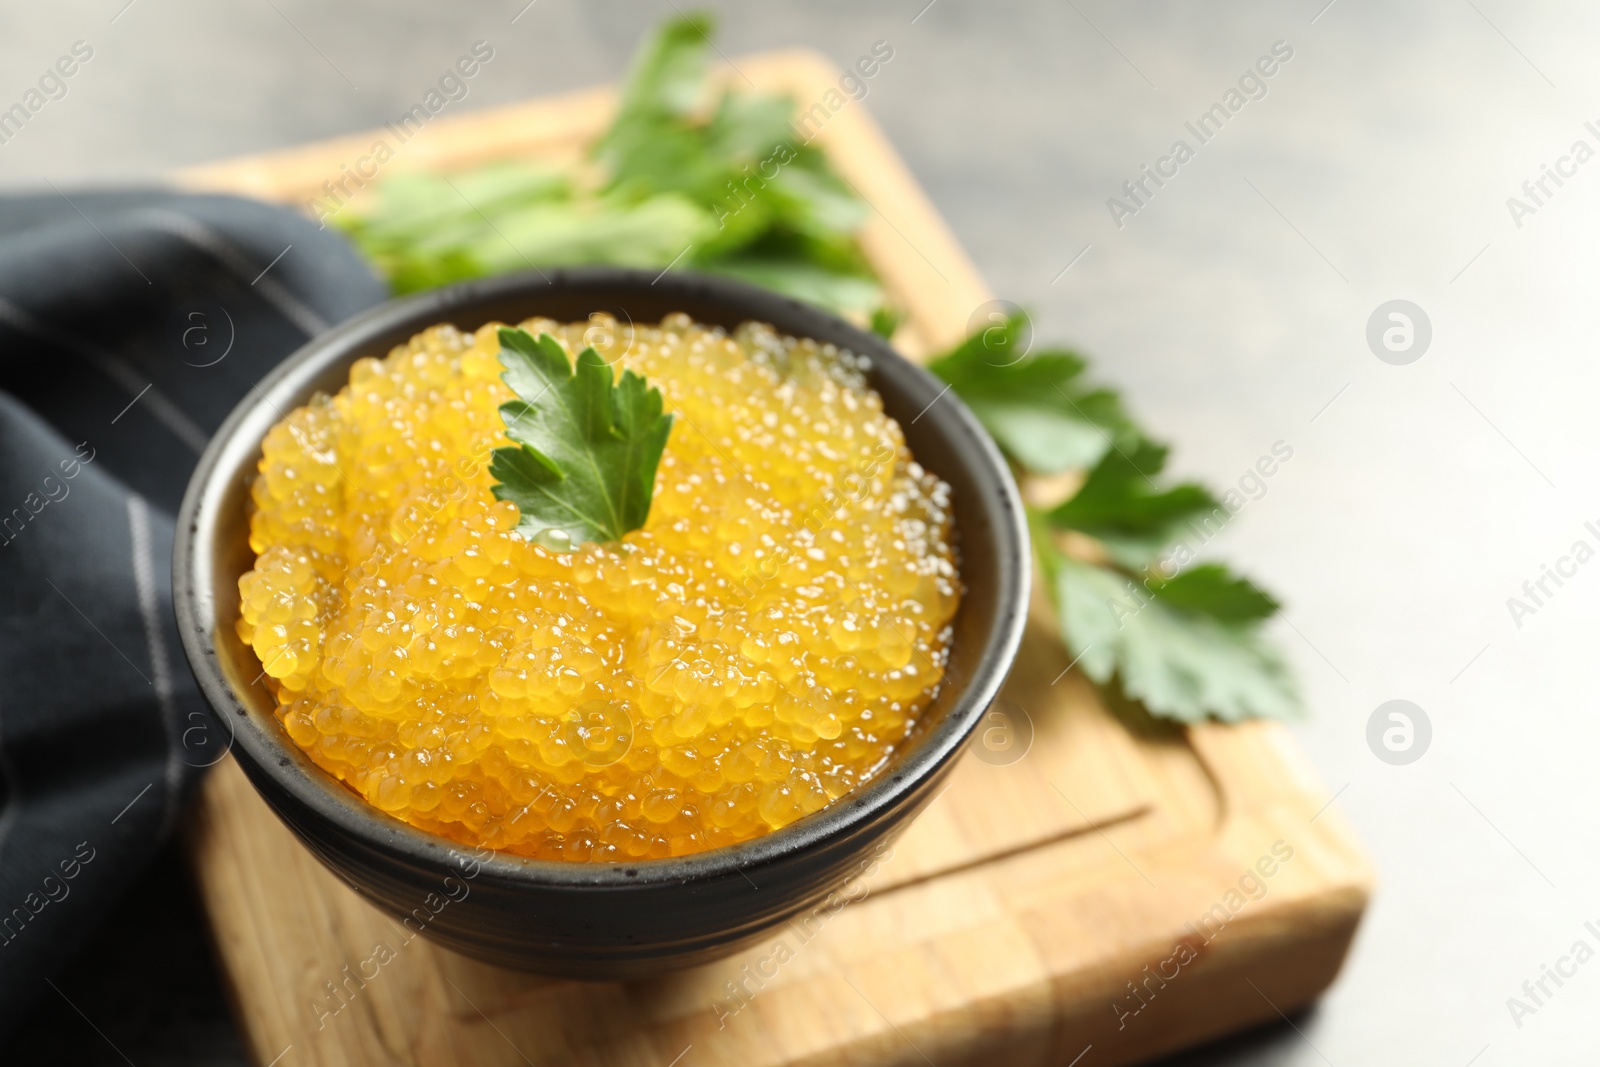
[175,269,1028,976]
[240,314,961,862]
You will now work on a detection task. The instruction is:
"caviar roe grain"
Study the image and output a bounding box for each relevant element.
[238,314,961,861]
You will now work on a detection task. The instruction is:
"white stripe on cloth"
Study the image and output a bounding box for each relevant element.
[127,494,183,838]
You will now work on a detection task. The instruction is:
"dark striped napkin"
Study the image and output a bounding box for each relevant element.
[0,190,385,1041]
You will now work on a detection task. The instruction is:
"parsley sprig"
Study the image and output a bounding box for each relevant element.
[933,315,1300,723]
[489,328,673,550]
[336,13,885,322]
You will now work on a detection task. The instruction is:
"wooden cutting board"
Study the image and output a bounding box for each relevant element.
[176,50,1372,1067]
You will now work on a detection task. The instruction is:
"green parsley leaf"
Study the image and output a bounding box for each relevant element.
[336,13,882,319]
[489,328,674,550]
[929,314,1136,473]
[1041,545,1298,723]
[704,89,799,161]
[361,194,715,296]
[1150,564,1279,622]
[1047,437,1220,568]
[870,305,903,339]
[335,163,570,254]
[468,195,712,273]
[702,256,883,315]
[926,303,1300,725]
[598,10,711,140]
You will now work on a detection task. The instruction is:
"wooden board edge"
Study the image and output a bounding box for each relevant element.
[171,82,617,203]
[1189,721,1374,886]
[764,878,1368,1067]
[1047,881,1370,1066]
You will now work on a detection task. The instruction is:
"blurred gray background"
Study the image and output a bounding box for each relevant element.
[5,0,1597,1063]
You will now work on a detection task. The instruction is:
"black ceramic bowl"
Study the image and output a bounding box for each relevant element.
[173,267,1028,979]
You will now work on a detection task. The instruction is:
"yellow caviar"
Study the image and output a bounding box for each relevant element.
[238,314,960,861]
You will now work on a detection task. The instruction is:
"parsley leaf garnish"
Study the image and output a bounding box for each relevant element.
[488,327,673,551]
[935,319,1300,724]
[1041,547,1298,723]
[1046,437,1219,568]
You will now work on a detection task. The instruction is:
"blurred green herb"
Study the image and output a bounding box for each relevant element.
[336,12,885,320]
[927,320,1136,474]
[932,315,1299,723]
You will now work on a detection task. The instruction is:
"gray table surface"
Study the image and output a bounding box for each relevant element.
[5,1,1594,1063]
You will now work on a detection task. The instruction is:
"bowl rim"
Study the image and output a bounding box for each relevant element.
[174,266,1029,890]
